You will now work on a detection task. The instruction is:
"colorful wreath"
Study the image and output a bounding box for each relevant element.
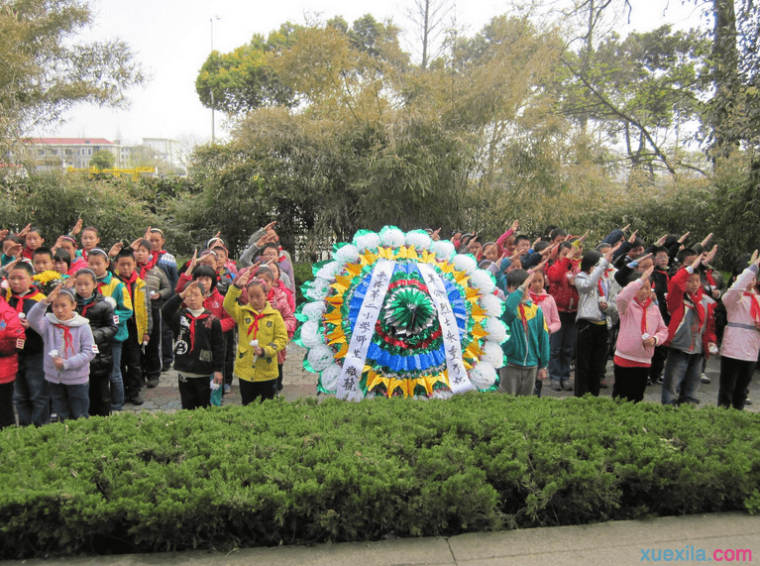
[294,226,509,400]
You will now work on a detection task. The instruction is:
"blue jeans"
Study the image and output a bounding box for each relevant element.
[13,354,50,426]
[110,342,125,411]
[661,348,703,405]
[48,382,89,421]
[549,311,576,385]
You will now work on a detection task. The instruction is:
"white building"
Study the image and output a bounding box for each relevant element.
[25,138,124,171]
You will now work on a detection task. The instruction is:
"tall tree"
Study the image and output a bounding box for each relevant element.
[0,0,144,161]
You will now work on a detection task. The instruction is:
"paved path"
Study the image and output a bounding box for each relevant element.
[5,512,757,565]
[124,343,759,413]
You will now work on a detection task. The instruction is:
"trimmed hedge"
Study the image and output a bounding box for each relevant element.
[1,395,759,558]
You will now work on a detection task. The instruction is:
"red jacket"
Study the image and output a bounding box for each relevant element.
[0,296,26,383]
[546,256,581,313]
[664,267,717,357]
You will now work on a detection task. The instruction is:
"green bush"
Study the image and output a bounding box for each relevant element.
[0,395,758,558]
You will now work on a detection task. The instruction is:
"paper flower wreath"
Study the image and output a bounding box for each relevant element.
[294,226,508,400]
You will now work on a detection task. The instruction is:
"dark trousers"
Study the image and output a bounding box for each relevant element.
[648,345,668,382]
[161,320,174,369]
[13,354,49,426]
[121,324,143,399]
[178,374,211,410]
[549,311,577,385]
[142,309,163,382]
[223,330,235,386]
[612,364,649,402]
[0,381,15,429]
[88,373,111,417]
[239,378,277,405]
[575,319,608,397]
[277,363,284,391]
[718,356,756,410]
[49,382,89,421]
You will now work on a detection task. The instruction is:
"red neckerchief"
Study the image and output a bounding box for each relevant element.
[517,302,529,335]
[636,296,652,335]
[530,291,548,304]
[150,250,167,265]
[81,249,88,262]
[53,323,75,359]
[22,247,33,260]
[185,311,209,352]
[705,270,716,287]
[247,311,268,338]
[122,271,138,304]
[80,296,96,318]
[137,254,158,280]
[11,289,41,313]
[744,291,760,324]
[597,277,610,300]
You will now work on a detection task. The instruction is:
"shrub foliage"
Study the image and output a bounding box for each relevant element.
[1,395,759,558]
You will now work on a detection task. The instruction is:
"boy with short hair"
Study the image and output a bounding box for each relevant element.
[498,270,550,396]
[114,248,152,405]
[661,251,717,406]
[6,262,48,426]
[31,247,55,275]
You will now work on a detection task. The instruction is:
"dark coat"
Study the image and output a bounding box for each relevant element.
[76,293,118,380]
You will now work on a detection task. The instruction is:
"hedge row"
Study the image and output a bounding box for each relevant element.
[1,395,759,558]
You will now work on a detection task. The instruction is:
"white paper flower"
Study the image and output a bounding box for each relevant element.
[469,361,497,389]
[301,301,326,322]
[354,232,381,252]
[405,230,433,251]
[300,321,324,348]
[482,341,505,368]
[306,278,332,301]
[433,240,455,261]
[469,269,496,295]
[334,244,360,265]
[484,316,508,343]
[431,389,453,400]
[316,261,343,281]
[480,293,503,317]
[453,254,477,275]
[379,227,406,248]
[308,344,334,372]
[320,363,342,391]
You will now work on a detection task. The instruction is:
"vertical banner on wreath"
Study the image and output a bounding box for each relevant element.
[337,259,396,401]
[416,263,473,394]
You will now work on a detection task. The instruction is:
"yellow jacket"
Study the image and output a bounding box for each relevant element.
[130,277,151,340]
[223,285,287,382]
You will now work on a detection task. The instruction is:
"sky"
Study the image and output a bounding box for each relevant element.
[49,0,707,146]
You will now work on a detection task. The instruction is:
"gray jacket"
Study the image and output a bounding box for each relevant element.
[575,258,611,323]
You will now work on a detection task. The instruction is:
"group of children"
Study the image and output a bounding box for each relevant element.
[450,224,759,410]
[0,221,295,426]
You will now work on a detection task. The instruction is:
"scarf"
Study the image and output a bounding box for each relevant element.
[635,297,652,336]
[529,291,549,304]
[79,296,96,318]
[185,311,209,353]
[53,324,75,359]
[122,271,138,304]
[705,270,716,287]
[11,289,40,314]
[597,277,610,300]
[138,255,157,280]
[150,249,167,265]
[745,291,760,324]
[517,302,530,336]
[246,311,268,339]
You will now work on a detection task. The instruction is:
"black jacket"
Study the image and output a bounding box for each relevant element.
[76,293,118,380]
[162,294,224,376]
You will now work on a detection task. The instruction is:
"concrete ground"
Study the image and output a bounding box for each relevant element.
[4,512,757,565]
[122,343,760,413]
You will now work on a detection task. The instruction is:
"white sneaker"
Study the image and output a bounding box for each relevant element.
[700,373,711,384]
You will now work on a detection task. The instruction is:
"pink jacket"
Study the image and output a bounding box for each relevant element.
[267,286,295,364]
[720,265,760,362]
[532,291,561,334]
[614,279,669,366]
